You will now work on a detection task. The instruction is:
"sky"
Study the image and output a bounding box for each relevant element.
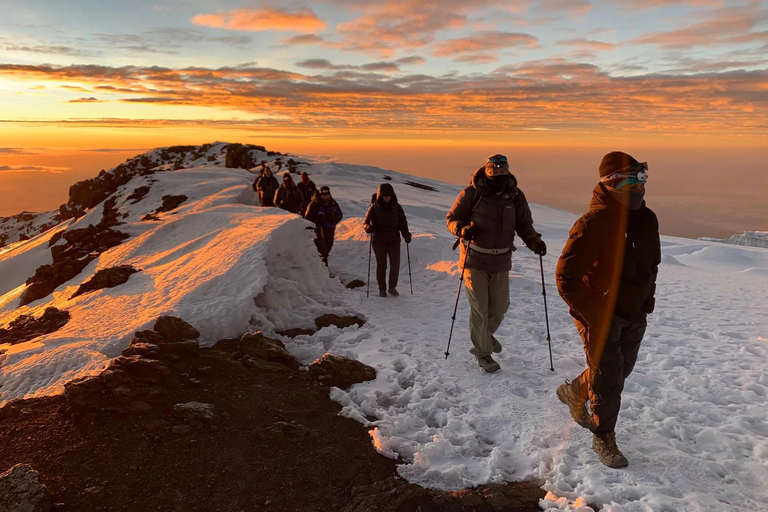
[0,0,767,237]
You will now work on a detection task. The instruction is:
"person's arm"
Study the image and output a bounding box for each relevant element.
[446,187,473,237]
[334,201,343,223]
[556,214,603,321]
[363,204,376,233]
[274,188,283,208]
[643,213,661,314]
[305,201,318,223]
[398,205,411,242]
[513,189,542,249]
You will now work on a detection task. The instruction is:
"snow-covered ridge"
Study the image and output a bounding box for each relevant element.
[1,143,767,512]
[701,231,768,248]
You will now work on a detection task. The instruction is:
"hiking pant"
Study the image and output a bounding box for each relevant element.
[569,314,646,435]
[372,241,400,291]
[464,268,509,359]
[259,192,274,207]
[314,228,335,264]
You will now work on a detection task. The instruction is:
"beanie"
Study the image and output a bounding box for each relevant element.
[599,151,639,179]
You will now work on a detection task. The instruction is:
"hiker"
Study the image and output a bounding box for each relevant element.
[252,170,262,205]
[446,154,546,373]
[274,172,304,214]
[364,183,412,297]
[256,167,279,207]
[305,185,343,266]
[297,171,317,217]
[555,151,660,469]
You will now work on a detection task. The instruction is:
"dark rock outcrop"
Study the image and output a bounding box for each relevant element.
[153,316,200,342]
[0,307,70,345]
[345,280,366,289]
[70,265,139,299]
[156,195,187,214]
[314,314,365,330]
[0,464,52,512]
[121,316,200,360]
[275,328,316,338]
[307,354,376,389]
[238,332,300,370]
[126,186,151,204]
[225,143,266,170]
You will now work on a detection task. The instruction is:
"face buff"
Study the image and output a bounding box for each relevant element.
[607,186,645,210]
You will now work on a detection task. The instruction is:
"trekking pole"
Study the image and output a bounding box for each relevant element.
[406,242,413,295]
[539,254,555,371]
[366,234,372,298]
[445,239,470,360]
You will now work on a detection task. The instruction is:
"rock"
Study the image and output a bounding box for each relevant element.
[153,316,200,342]
[170,425,193,435]
[173,402,216,423]
[131,330,165,344]
[156,195,187,214]
[0,308,71,345]
[156,339,199,358]
[486,493,512,510]
[127,401,152,415]
[458,493,485,507]
[314,314,365,330]
[241,356,294,374]
[110,356,171,384]
[345,280,366,289]
[275,328,316,338]
[0,464,52,512]
[121,343,159,358]
[70,265,139,299]
[307,354,376,389]
[64,375,107,411]
[238,332,299,369]
[126,186,150,204]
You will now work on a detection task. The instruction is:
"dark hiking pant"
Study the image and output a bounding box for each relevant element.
[569,314,646,435]
[314,228,335,265]
[372,241,400,291]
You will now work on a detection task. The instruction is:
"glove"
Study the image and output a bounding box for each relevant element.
[364,224,375,234]
[403,233,412,244]
[460,224,477,241]
[532,237,547,256]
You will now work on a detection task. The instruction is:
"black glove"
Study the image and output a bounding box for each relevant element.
[364,224,375,234]
[403,233,412,244]
[532,237,547,256]
[460,224,477,241]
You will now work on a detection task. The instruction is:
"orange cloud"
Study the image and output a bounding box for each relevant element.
[191,7,326,33]
[433,31,538,61]
[556,38,615,51]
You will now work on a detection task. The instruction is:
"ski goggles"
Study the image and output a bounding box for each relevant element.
[486,154,508,166]
[600,162,649,189]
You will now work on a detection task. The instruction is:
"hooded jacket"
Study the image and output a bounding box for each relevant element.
[446,168,540,274]
[364,183,410,244]
[556,182,660,324]
[255,172,279,207]
[305,193,343,229]
[274,174,304,214]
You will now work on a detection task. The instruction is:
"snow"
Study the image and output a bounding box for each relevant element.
[701,231,768,249]
[1,144,767,511]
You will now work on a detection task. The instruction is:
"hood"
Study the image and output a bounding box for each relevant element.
[301,171,309,184]
[470,167,518,196]
[589,182,646,212]
[376,183,399,204]
[281,173,295,187]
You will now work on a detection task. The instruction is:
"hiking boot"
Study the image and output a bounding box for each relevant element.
[388,288,399,297]
[491,336,502,353]
[379,290,388,297]
[477,355,501,373]
[592,432,629,468]
[556,380,590,429]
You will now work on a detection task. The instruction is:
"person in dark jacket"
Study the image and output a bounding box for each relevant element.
[305,185,343,266]
[255,167,279,207]
[446,154,545,373]
[274,172,304,214]
[297,171,317,217]
[555,151,660,469]
[364,183,412,297]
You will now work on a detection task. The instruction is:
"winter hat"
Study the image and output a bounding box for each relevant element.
[282,172,294,184]
[319,186,330,194]
[301,171,310,184]
[484,154,509,177]
[598,151,648,189]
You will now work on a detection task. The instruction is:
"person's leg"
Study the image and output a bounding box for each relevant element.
[464,268,494,358]
[324,228,335,257]
[486,271,510,336]
[586,316,626,435]
[372,242,388,292]
[620,316,647,379]
[387,242,401,290]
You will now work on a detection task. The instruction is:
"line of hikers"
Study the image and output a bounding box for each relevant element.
[252,152,659,470]
[252,169,412,296]
[446,152,659,470]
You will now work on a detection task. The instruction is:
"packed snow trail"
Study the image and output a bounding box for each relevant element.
[1,146,767,512]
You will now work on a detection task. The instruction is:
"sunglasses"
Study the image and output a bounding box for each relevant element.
[600,162,649,184]
[487,155,508,165]
[320,191,330,195]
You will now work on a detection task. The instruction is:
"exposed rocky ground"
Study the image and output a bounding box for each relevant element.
[0,316,545,512]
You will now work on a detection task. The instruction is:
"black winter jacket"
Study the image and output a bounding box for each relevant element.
[556,182,661,325]
[364,184,410,244]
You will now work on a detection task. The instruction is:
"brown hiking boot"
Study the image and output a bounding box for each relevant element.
[478,355,501,373]
[556,380,590,429]
[592,432,629,468]
[491,336,502,353]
